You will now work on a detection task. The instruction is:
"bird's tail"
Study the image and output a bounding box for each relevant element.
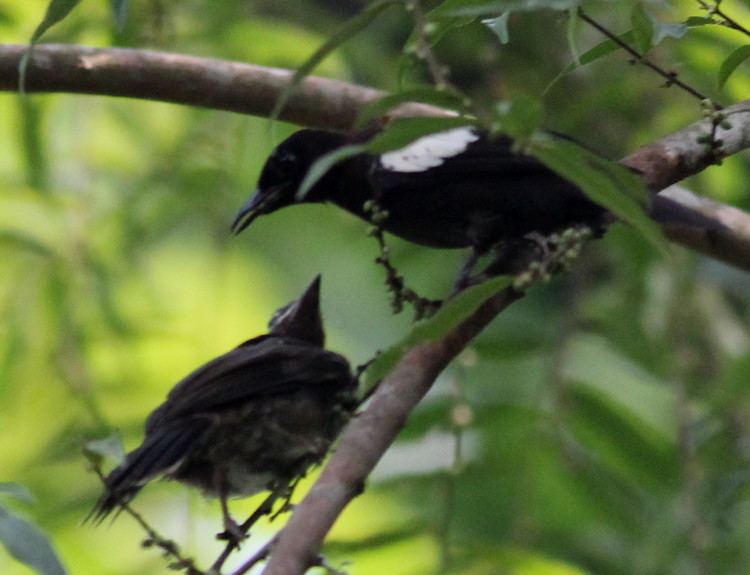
[649,192,724,234]
[86,421,208,524]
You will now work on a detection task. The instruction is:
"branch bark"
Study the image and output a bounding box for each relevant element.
[0,44,433,130]
[0,44,749,269]
[2,43,749,574]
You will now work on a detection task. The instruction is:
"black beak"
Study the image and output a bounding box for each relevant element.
[271,275,324,346]
[295,274,321,310]
[231,190,265,235]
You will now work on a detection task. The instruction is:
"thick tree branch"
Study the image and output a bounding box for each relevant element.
[658,185,750,270]
[0,44,749,269]
[622,107,750,269]
[623,106,750,192]
[0,43,434,130]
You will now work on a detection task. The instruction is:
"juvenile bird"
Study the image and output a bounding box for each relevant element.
[231,127,713,280]
[89,276,356,539]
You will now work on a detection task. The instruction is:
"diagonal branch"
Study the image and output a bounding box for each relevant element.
[0,44,748,270]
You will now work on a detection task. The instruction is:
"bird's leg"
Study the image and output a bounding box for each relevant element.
[218,495,245,544]
[214,474,246,545]
[474,235,551,281]
[211,487,285,573]
[523,231,552,258]
[355,353,379,383]
[454,249,480,292]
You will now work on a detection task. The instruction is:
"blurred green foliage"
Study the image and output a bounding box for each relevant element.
[1,0,750,574]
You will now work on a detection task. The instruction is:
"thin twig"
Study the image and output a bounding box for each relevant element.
[437,372,471,573]
[698,0,750,38]
[211,487,286,573]
[577,9,720,107]
[364,199,442,319]
[230,536,278,575]
[406,0,453,90]
[92,468,201,574]
[715,5,750,37]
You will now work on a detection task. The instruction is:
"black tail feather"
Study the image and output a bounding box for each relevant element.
[87,420,209,525]
[649,193,726,234]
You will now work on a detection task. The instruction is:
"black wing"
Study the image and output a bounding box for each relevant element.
[145,336,353,431]
[89,335,352,522]
[368,130,606,246]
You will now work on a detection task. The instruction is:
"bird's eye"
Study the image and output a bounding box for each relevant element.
[279,152,297,166]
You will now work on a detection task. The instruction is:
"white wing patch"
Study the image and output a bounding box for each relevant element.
[379,127,480,173]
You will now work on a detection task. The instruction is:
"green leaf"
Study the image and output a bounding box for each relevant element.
[270,0,401,123]
[398,3,475,88]
[568,387,678,489]
[566,8,580,65]
[630,3,653,53]
[544,31,635,94]
[0,505,67,575]
[482,13,511,44]
[296,144,367,200]
[492,96,543,139]
[0,484,34,504]
[18,97,48,191]
[685,16,715,27]
[19,0,81,93]
[529,133,667,254]
[355,87,469,129]
[400,2,475,77]
[364,276,512,390]
[365,116,478,154]
[111,0,129,30]
[718,44,750,89]
[0,230,57,258]
[402,0,476,58]
[574,31,636,67]
[563,334,676,441]
[29,0,81,44]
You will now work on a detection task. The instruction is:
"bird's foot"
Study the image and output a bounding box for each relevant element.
[523,232,552,258]
[216,518,248,546]
[454,250,481,292]
[512,226,594,291]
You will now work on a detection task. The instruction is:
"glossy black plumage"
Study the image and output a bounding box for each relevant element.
[232,127,715,267]
[90,276,355,525]
[232,128,609,252]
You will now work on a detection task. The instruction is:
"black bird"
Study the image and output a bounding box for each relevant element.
[90,276,356,538]
[231,127,713,278]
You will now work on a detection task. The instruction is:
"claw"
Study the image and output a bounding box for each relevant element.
[216,517,247,546]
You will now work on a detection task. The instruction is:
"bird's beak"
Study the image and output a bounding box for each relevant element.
[273,275,324,346]
[231,190,265,235]
[294,274,322,316]
[285,275,321,327]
